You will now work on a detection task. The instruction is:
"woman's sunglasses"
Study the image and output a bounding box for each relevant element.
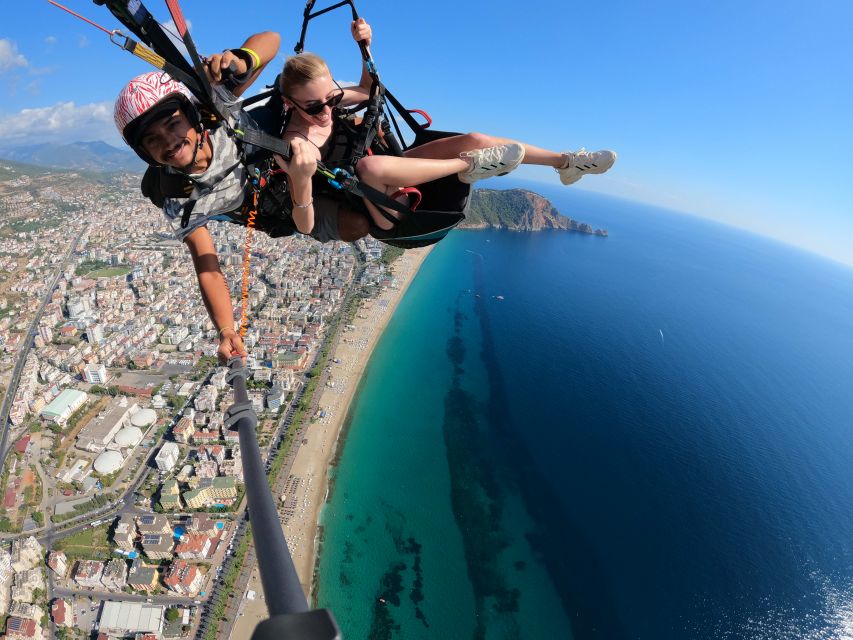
[287,81,344,116]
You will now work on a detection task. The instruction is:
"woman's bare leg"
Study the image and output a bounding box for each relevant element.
[356,155,470,230]
[404,132,569,168]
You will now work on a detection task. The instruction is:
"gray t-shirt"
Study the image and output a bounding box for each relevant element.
[161,89,255,242]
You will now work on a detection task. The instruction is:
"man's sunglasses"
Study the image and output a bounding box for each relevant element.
[287,81,344,116]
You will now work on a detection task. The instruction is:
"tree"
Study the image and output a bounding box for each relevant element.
[165,607,181,622]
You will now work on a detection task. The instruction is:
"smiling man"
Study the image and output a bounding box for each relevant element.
[113,30,370,363]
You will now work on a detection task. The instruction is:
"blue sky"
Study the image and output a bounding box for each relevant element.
[1,1,851,266]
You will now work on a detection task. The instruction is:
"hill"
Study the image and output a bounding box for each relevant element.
[464,188,607,236]
[0,141,142,173]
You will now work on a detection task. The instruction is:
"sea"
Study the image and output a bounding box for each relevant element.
[314,181,853,640]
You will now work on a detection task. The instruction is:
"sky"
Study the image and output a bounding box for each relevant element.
[1,0,851,266]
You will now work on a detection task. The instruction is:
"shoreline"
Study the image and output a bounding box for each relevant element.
[230,245,433,637]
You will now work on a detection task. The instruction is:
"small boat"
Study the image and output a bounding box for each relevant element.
[496,295,505,300]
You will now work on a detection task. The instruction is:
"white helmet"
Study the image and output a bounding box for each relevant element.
[114,71,200,164]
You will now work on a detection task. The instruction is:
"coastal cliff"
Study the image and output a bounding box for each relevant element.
[463,188,608,236]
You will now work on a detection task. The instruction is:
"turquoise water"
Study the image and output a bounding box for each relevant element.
[316,184,853,639]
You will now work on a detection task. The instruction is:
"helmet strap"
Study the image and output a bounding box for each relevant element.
[182,125,207,173]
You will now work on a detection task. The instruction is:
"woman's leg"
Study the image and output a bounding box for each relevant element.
[355,155,469,230]
[404,132,569,168]
[405,132,616,185]
[357,154,469,188]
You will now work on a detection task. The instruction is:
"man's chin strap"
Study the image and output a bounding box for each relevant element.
[180,126,207,173]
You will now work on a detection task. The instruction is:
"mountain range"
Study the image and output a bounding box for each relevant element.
[0,141,142,172]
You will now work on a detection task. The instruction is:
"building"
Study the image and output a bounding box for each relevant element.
[191,429,219,445]
[131,408,157,429]
[141,535,173,561]
[126,559,159,592]
[98,601,164,637]
[0,546,13,583]
[47,551,68,577]
[86,324,104,345]
[188,514,222,537]
[101,558,128,591]
[76,396,139,452]
[266,386,286,411]
[172,416,194,444]
[8,602,42,622]
[175,533,211,561]
[154,442,180,473]
[83,363,108,385]
[51,599,74,628]
[4,616,38,639]
[39,388,87,424]
[10,537,42,572]
[163,560,204,596]
[93,449,124,475]
[209,444,226,465]
[11,569,44,603]
[113,425,143,449]
[182,476,238,509]
[73,560,105,589]
[159,479,182,511]
[112,514,136,552]
[136,514,171,536]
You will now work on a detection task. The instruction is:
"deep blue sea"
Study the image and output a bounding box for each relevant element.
[315,182,853,639]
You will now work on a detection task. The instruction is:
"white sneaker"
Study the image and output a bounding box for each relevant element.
[557,148,617,185]
[458,143,525,184]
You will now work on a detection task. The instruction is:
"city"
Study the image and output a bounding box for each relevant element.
[0,161,399,639]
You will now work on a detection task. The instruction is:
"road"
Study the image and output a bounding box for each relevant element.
[0,226,86,472]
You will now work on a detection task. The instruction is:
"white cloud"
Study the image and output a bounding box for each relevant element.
[0,101,121,146]
[44,36,58,46]
[0,39,28,71]
[78,35,90,48]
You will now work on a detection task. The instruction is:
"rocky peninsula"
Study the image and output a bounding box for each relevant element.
[463,188,608,237]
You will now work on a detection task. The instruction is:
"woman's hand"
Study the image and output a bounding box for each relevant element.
[351,18,372,47]
[275,138,317,183]
[218,328,248,364]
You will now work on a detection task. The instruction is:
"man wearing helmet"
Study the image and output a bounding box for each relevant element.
[114,31,369,363]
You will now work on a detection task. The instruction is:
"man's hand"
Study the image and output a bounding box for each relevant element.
[205,50,248,84]
[351,18,372,47]
[218,328,248,364]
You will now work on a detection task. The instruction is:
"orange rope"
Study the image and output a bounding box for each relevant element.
[238,192,258,339]
[47,0,115,36]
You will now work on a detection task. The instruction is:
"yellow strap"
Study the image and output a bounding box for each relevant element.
[239,47,261,71]
[130,41,167,70]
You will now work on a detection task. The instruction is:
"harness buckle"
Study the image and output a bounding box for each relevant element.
[109,30,131,51]
[329,167,352,190]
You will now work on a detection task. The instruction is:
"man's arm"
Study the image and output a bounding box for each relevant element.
[183,226,248,362]
[205,31,281,97]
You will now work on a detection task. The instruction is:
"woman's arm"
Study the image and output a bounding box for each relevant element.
[184,225,248,362]
[205,31,281,97]
[275,138,319,235]
[340,18,373,106]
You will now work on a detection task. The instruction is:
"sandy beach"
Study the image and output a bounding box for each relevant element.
[230,246,432,637]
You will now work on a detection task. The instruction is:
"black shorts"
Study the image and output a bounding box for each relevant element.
[308,195,341,243]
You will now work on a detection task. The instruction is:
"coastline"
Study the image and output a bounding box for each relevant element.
[230,245,433,637]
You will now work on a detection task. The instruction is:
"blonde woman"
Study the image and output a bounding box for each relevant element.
[276,18,616,240]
